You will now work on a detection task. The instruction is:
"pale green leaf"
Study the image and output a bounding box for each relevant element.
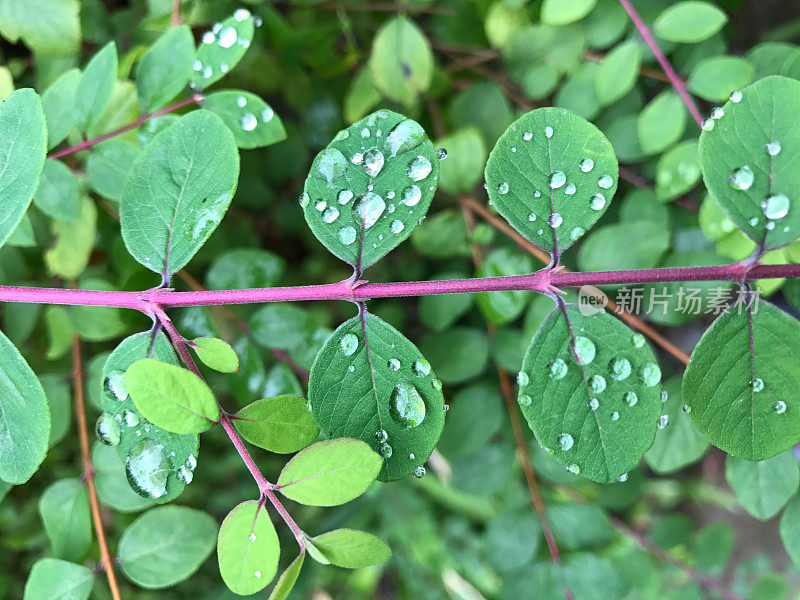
[33,159,80,220]
[655,140,700,201]
[688,56,754,102]
[191,336,239,373]
[726,450,799,520]
[595,40,640,106]
[92,442,155,513]
[73,42,118,132]
[136,25,194,113]
[44,197,96,279]
[0,0,80,56]
[541,0,597,25]
[86,140,140,201]
[234,395,319,454]
[306,529,391,568]
[653,2,728,44]
[638,91,687,155]
[38,478,91,562]
[206,248,285,290]
[267,551,304,600]
[436,128,487,194]
[23,558,93,600]
[218,500,280,594]
[41,68,80,149]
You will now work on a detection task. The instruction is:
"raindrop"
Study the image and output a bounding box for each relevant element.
[390,220,405,234]
[566,463,580,475]
[202,31,215,44]
[315,200,326,212]
[236,96,247,108]
[517,371,530,386]
[534,191,541,198]
[362,148,385,177]
[96,413,121,446]
[312,148,347,183]
[710,107,724,119]
[390,382,426,428]
[523,131,533,141]
[682,403,692,413]
[380,442,393,458]
[589,375,606,394]
[775,401,787,414]
[217,26,237,48]
[609,358,631,381]
[548,358,567,379]
[339,226,357,246]
[701,119,715,131]
[186,454,197,470]
[574,336,596,365]
[569,227,585,242]
[497,182,510,195]
[413,466,426,478]
[624,391,638,407]
[401,185,421,207]
[350,153,363,165]
[766,140,782,156]
[661,390,669,403]
[564,184,576,195]
[125,439,174,499]
[597,175,614,189]
[728,166,754,191]
[432,378,443,390]
[750,378,764,392]
[375,429,388,443]
[528,213,537,222]
[353,192,386,228]
[388,358,401,371]
[631,333,645,348]
[617,473,628,482]
[590,194,606,211]
[729,91,743,103]
[545,126,554,139]
[248,533,257,542]
[234,8,251,21]
[360,127,370,138]
[579,158,594,173]
[588,398,600,411]
[322,206,339,223]
[549,213,563,228]
[407,156,432,181]
[413,359,431,377]
[436,148,448,160]
[657,415,669,429]
[177,465,193,484]
[254,571,262,579]
[558,433,574,451]
[385,119,425,157]
[192,59,202,71]
[338,189,354,205]
[261,107,274,122]
[762,194,790,220]
[340,333,358,356]
[409,452,416,459]
[611,411,620,421]
[518,394,532,407]
[641,363,661,387]
[549,171,567,189]
[123,410,140,427]
[749,217,759,227]
[104,370,128,401]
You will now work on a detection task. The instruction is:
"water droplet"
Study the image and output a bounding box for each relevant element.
[564,184,576,195]
[388,358,401,371]
[220,63,229,73]
[436,148,447,160]
[311,148,347,184]
[177,465,193,484]
[363,148,385,178]
[390,219,405,234]
[579,158,594,173]
[609,358,631,381]
[762,193,790,219]
[385,119,425,157]
[574,336,596,365]
[409,452,416,459]
[322,206,339,223]
[96,413,121,446]
[202,31,215,44]
[125,439,174,499]
[339,226,357,245]
[710,107,724,120]
[375,429,388,443]
[497,182,509,194]
[518,394,532,407]
[234,8,251,21]
[548,358,568,379]
[682,403,691,413]
[413,359,431,377]
[549,213,563,227]
[360,127,370,138]
[588,398,600,411]
[432,378,443,391]
[338,189,354,205]
[749,217,759,227]
[566,463,580,474]
[775,400,787,414]
[517,371,530,386]
[729,90,743,103]
[728,166,754,191]
[413,466,426,478]
[123,409,140,427]
[657,415,669,429]
[750,378,764,392]
[523,131,533,141]
[701,119,715,131]
[611,411,620,421]
[549,171,567,189]
[631,333,645,348]
[390,382,426,428]
[558,433,574,451]
[528,212,537,222]
[766,140,782,156]
[589,375,607,394]
[254,571,262,579]
[186,454,197,470]
[315,200,326,212]
[261,107,273,122]
[641,363,661,387]
[534,191,541,198]
[236,96,247,108]
[597,175,614,189]
[340,333,358,356]
[400,184,422,207]
[407,155,432,181]
[248,533,257,542]
[617,472,628,482]
[217,26,237,48]
[380,442,393,458]
[661,390,669,403]
[766,221,776,230]
[569,227,585,242]
[104,370,128,401]
[545,126,554,139]
[624,391,638,407]
[192,59,202,71]
[353,192,386,228]
[590,194,606,211]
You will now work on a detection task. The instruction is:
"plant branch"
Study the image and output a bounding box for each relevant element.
[71,335,123,600]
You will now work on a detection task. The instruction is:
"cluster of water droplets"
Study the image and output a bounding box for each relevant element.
[228,94,274,133]
[191,9,260,85]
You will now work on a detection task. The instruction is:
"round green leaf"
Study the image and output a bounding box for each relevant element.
[38,479,91,562]
[698,76,800,249]
[307,529,391,568]
[234,395,319,454]
[688,56,754,102]
[218,500,280,594]
[125,358,220,434]
[302,110,440,269]
[541,0,597,25]
[118,505,217,589]
[726,451,799,521]
[684,300,800,460]
[136,25,195,113]
[308,313,445,480]
[519,305,663,482]
[24,558,93,600]
[655,140,700,201]
[417,326,490,385]
[653,1,728,44]
[638,91,687,156]
[191,336,239,373]
[436,128,487,194]
[206,248,285,290]
[277,438,382,506]
[192,10,255,89]
[368,16,433,106]
[484,107,619,255]
[86,139,140,202]
[203,90,286,149]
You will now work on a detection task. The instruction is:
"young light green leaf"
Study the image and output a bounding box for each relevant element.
[86,140,140,201]
[120,110,239,278]
[191,336,239,373]
[192,10,255,89]
[34,159,80,220]
[267,551,305,600]
[136,25,194,113]
[0,88,46,250]
[23,558,93,600]
[38,478,91,562]
[44,197,96,279]
[653,1,728,44]
[92,442,155,513]
[41,69,80,149]
[0,329,50,484]
[368,16,433,107]
[436,128,487,194]
[541,0,597,25]
[595,40,640,106]
[688,56,754,102]
[306,529,391,568]
[218,500,280,594]
[203,90,286,149]
[277,438,382,506]
[125,358,220,433]
[302,110,439,269]
[726,451,799,521]
[345,68,381,123]
[118,505,217,589]
[484,107,619,255]
[638,91,687,156]
[699,76,800,249]
[684,300,800,460]
[0,0,80,56]
[655,140,701,201]
[73,41,117,132]
[44,305,73,360]
[309,313,445,480]
[519,305,663,482]
[234,395,319,454]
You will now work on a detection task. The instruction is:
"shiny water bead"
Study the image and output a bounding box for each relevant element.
[729,90,743,102]
[611,411,620,421]
[192,59,202,71]
[641,363,661,387]
[413,359,431,377]
[518,394,532,407]
[96,413,121,446]
[750,378,764,392]
[387,358,401,371]
[390,220,405,234]
[407,156,432,181]
[569,227,585,242]
[413,466,427,478]
[775,401,787,414]
[497,181,510,194]
[322,206,339,223]
[218,26,238,48]
[314,200,326,212]
[350,152,363,165]
[516,371,530,386]
[558,433,574,451]
[564,183,576,195]
[682,403,692,413]
[749,217,760,227]
[534,191,541,198]
[701,119,715,131]
[362,148,385,177]
[588,398,600,411]
[104,370,128,401]
[375,429,388,443]
[549,213,563,228]
[657,415,669,429]
[353,192,386,228]
[123,409,140,427]
[631,333,645,348]
[549,171,567,189]
[762,194,790,219]
[186,454,197,470]
[548,358,568,379]
[710,107,724,119]
[436,147,448,160]
[390,382,426,428]
[432,378,443,390]
[339,226,357,245]
[766,221,776,231]
[202,31,215,44]
[236,96,247,108]
[523,131,533,141]
[380,442,393,458]
[728,166,754,191]
[401,185,421,207]
[545,126,554,138]
[125,439,174,499]
[617,473,628,482]
[234,8,251,21]
[527,212,537,223]
[597,175,614,189]
[177,465,193,484]
[338,189,354,205]
[589,375,606,394]
[579,158,594,173]
[624,391,638,407]
[566,463,580,475]
[340,333,358,355]
[573,336,596,365]
[248,533,257,543]
[260,107,273,122]
[609,358,631,381]
[765,140,782,156]
[590,193,606,211]
[385,119,425,157]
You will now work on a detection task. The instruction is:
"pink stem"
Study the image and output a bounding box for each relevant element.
[264,488,307,552]
[0,263,797,309]
[47,94,204,160]
[618,0,704,127]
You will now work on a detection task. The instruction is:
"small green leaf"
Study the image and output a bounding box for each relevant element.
[0,88,46,250]
[418,326,490,385]
[345,68,381,123]
[44,305,73,360]
[33,159,80,220]
[23,558,93,600]
[309,313,445,480]
[41,68,80,149]
[595,41,641,106]
[688,56,754,102]
[484,107,619,254]
[92,442,155,513]
[136,25,194,113]
[475,247,534,325]
[436,128,487,194]
[73,41,118,132]
[204,90,286,149]
[251,304,315,352]
[118,505,217,589]
[780,495,800,568]
[655,140,701,201]
[519,305,663,482]
[0,329,50,484]
[218,500,280,594]
[234,395,319,454]
[206,248,285,290]
[125,358,220,434]
[267,551,305,600]
[44,197,96,279]
[277,438,382,506]
[541,0,597,25]
[684,300,800,460]
[306,529,391,568]
[484,510,541,572]
[0,0,80,56]
[8,213,35,247]
[726,451,799,520]
[302,110,439,269]
[71,278,127,342]
[191,336,239,373]
[691,522,733,575]
[86,140,140,201]
[192,10,255,89]
[368,16,433,107]
[578,222,669,272]
[653,1,728,44]
[547,503,615,550]
[638,91,687,156]
[120,110,239,278]
[40,374,70,447]
[38,478,91,562]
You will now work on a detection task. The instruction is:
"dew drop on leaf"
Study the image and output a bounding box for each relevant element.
[104,370,128,401]
[590,194,606,211]
[339,226,357,245]
[548,358,568,379]
[597,175,614,189]
[202,31,215,44]
[661,390,669,403]
[389,382,426,428]
[624,391,638,407]
[587,398,600,411]
[312,148,347,184]
[573,336,596,365]
[400,184,421,207]
[631,333,645,348]
[177,465,193,484]
[775,401,787,414]
[558,433,574,451]
[589,375,606,394]
[579,158,594,173]
[518,394,532,407]
[436,148,447,160]
[564,184,576,195]
[96,413,121,446]
[566,463,580,474]
[729,90,743,103]
[750,378,764,392]
[407,156,432,181]
[390,220,405,234]
[337,189,353,205]
[549,171,567,189]
[375,429,388,443]
[340,333,358,356]
[125,439,175,499]
[545,126,554,139]
[517,371,530,386]
[641,363,661,387]
[761,194,790,219]
[387,358,401,371]
[362,148,385,177]
[497,182,509,194]
[728,166,754,191]
[710,107,724,120]
[322,206,339,223]
[240,112,258,130]
[385,119,425,157]
[617,473,628,482]
[379,442,393,458]
[123,409,140,427]
[701,119,715,131]
[528,213,537,222]
[611,411,620,421]
[217,26,237,48]
[657,415,669,429]
[549,213,563,227]
[353,192,386,228]
[523,131,533,141]
[413,466,426,478]
[765,140,782,156]
[609,358,631,380]
[248,533,257,542]
[413,359,431,377]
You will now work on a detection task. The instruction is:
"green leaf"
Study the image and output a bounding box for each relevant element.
[653,1,728,44]
[368,16,433,107]
[277,438,382,506]
[23,558,93,600]
[699,76,800,249]
[519,305,663,482]
[655,140,701,201]
[40,374,70,447]
[563,554,623,600]
[345,68,381,123]
[419,272,474,332]
[92,442,155,513]
[71,278,127,342]
[192,10,255,89]
[204,90,286,149]
[251,304,314,352]
[0,0,80,56]
[638,91,687,156]
[688,56,754,102]
[120,110,239,278]
[725,450,799,520]
[38,479,91,562]
[44,306,73,360]
[547,503,614,550]
[8,213,35,247]
[0,329,50,484]
[750,574,792,600]
[102,331,198,503]
[438,384,504,457]
[578,222,669,272]
[125,358,220,434]
[118,505,217,589]
[644,376,708,474]
[691,522,733,575]
[306,529,391,568]
[234,395,319,454]
[218,500,280,594]
[34,159,80,220]
[475,247,534,325]
[191,336,239,373]
[302,110,439,269]
[309,313,445,480]
[595,41,641,106]
[267,551,305,600]
[484,510,541,572]
[541,0,597,25]
[86,140,140,202]
[684,300,800,460]
[436,128,487,194]
[136,25,194,113]
[0,88,46,250]
[73,42,118,132]
[41,68,80,149]
[780,495,800,568]
[418,326,490,384]
[484,107,619,254]
[44,197,96,279]
[206,248,285,290]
